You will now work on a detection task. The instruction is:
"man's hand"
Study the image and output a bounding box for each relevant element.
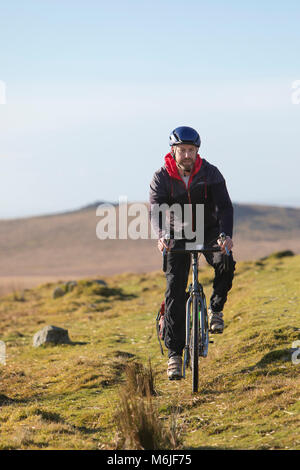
[217,235,233,254]
[157,237,174,253]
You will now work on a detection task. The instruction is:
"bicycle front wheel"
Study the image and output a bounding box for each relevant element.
[191,295,199,393]
[199,294,209,358]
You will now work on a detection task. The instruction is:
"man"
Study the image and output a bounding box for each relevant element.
[149,126,236,380]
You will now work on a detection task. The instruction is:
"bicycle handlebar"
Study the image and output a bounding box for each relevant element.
[162,233,231,272]
[163,246,222,254]
[162,245,222,272]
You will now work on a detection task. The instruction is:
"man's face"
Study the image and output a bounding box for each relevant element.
[173,144,198,172]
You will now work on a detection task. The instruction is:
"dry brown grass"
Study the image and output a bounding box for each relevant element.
[123,361,157,397]
[114,361,180,450]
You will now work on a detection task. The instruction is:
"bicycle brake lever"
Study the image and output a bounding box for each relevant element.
[219,232,230,256]
[162,235,170,272]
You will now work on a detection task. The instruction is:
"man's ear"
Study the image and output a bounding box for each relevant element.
[171,146,176,159]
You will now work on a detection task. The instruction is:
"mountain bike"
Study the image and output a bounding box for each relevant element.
[158,234,229,393]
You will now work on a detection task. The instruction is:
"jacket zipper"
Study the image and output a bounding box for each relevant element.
[179,177,194,233]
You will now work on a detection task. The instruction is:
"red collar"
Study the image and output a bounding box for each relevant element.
[164,152,203,185]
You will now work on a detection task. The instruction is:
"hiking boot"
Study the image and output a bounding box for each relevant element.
[208,308,224,334]
[167,356,183,380]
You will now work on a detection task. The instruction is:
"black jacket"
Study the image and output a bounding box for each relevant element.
[149,152,233,241]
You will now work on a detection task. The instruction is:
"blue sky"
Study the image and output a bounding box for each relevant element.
[0,0,300,218]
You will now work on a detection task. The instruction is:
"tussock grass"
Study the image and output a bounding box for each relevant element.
[123,361,157,397]
[115,389,167,450]
[114,361,180,450]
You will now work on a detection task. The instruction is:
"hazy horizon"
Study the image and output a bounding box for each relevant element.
[0,197,299,222]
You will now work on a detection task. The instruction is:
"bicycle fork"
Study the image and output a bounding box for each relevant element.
[183,290,210,378]
[183,291,202,378]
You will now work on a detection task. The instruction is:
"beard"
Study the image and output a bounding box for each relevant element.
[179,159,193,172]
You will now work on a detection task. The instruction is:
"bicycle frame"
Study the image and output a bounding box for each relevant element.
[183,252,209,388]
[161,239,228,392]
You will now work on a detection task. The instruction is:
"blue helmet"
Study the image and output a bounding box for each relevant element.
[169,126,201,148]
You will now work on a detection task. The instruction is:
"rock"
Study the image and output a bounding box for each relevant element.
[93,279,107,286]
[52,287,65,299]
[272,250,294,259]
[260,250,295,261]
[0,394,14,405]
[114,350,135,359]
[33,326,71,347]
[64,281,78,292]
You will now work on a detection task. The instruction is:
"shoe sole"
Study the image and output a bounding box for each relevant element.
[209,328,224,334]
[168,374,183,380]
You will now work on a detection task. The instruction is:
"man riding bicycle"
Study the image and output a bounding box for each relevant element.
[149,126,236,380]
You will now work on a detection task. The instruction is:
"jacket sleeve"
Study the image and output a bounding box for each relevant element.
[210,168,234,238]
[149,169,170,239]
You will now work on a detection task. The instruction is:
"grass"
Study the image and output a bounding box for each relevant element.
[114,361,180,450]
[0,252,299,449]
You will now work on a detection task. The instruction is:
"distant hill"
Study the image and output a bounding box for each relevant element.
[233,203,300,240]
[0,202,299,283]
[77,200,119,212]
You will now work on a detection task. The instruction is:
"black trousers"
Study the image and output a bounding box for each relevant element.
[164,238,236,358]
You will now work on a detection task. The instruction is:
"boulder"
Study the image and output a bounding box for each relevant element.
[64,281,78,292]
[52,287,65,299]
[33,325,71,347]
[93,279,107,286]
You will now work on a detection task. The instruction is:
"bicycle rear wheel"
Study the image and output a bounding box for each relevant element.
[191,295,199,393]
